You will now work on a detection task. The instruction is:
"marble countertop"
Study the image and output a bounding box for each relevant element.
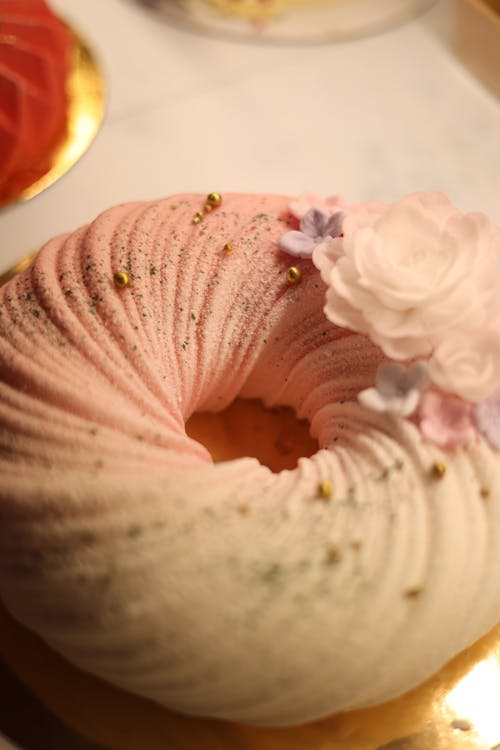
[1,0,500,270]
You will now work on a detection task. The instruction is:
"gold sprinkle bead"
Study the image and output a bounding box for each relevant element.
[480,487,490,500]
[203,203,213,213]
[206,191,222,208]
[192,212,204,225]
[286,266,302,285]
[317,480,333,500]
[326,545,341,563]
[431,461,446,479]
[113,271,130,289]
[223,242,233,254]
[404,585,423,599]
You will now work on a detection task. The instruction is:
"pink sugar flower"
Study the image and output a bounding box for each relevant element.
[419,391,476,448]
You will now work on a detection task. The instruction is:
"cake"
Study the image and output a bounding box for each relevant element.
[0,0,72,204]
[0,191,499,730]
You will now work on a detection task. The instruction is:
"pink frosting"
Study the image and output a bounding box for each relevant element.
[1,194,500,727]
[0,194,378,490]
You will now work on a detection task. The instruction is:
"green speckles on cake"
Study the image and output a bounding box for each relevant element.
[260,562,282,585]
[149,265,157,276]
[251,557,321,595]
[375,460,405,482]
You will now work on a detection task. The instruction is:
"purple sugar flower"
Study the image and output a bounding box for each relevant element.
[279,208,344,259]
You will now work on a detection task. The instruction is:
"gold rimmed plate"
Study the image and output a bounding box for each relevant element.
[0,23,105,209]
[0,251,37,287]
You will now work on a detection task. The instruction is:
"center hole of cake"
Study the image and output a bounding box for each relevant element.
[185,398,319,473]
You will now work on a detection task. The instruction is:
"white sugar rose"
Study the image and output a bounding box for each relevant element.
[312,193,500,360]
[429,330,500,402]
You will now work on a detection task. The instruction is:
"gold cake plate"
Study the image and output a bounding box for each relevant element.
[0,23,105,210]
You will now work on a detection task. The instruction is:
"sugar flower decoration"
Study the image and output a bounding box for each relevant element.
[419,391,476,448]
[474,390,500,449]
[358,361,429,417]
[279,208,344,259]
[313,193,500,361]
[429,330,500,403]
[289,193,350,221]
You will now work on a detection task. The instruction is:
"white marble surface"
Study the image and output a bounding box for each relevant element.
[1,0,500,270]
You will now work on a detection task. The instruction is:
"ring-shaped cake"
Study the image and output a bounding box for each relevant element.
[0,192,499,727]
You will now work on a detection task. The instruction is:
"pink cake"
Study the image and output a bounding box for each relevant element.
[0,191,499,727]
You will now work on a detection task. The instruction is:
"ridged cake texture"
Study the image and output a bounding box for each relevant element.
[0,194,499,726]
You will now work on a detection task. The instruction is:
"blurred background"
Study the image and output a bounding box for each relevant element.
[1,0,499,272]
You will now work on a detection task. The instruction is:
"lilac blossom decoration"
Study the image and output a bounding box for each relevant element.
[475,390,500,449]
[279,208,344,259]
[359,361,429,417]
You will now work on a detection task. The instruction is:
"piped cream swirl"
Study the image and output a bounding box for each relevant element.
[0,194,499,726]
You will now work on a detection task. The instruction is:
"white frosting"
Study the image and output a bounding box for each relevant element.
[0,194,499,726]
